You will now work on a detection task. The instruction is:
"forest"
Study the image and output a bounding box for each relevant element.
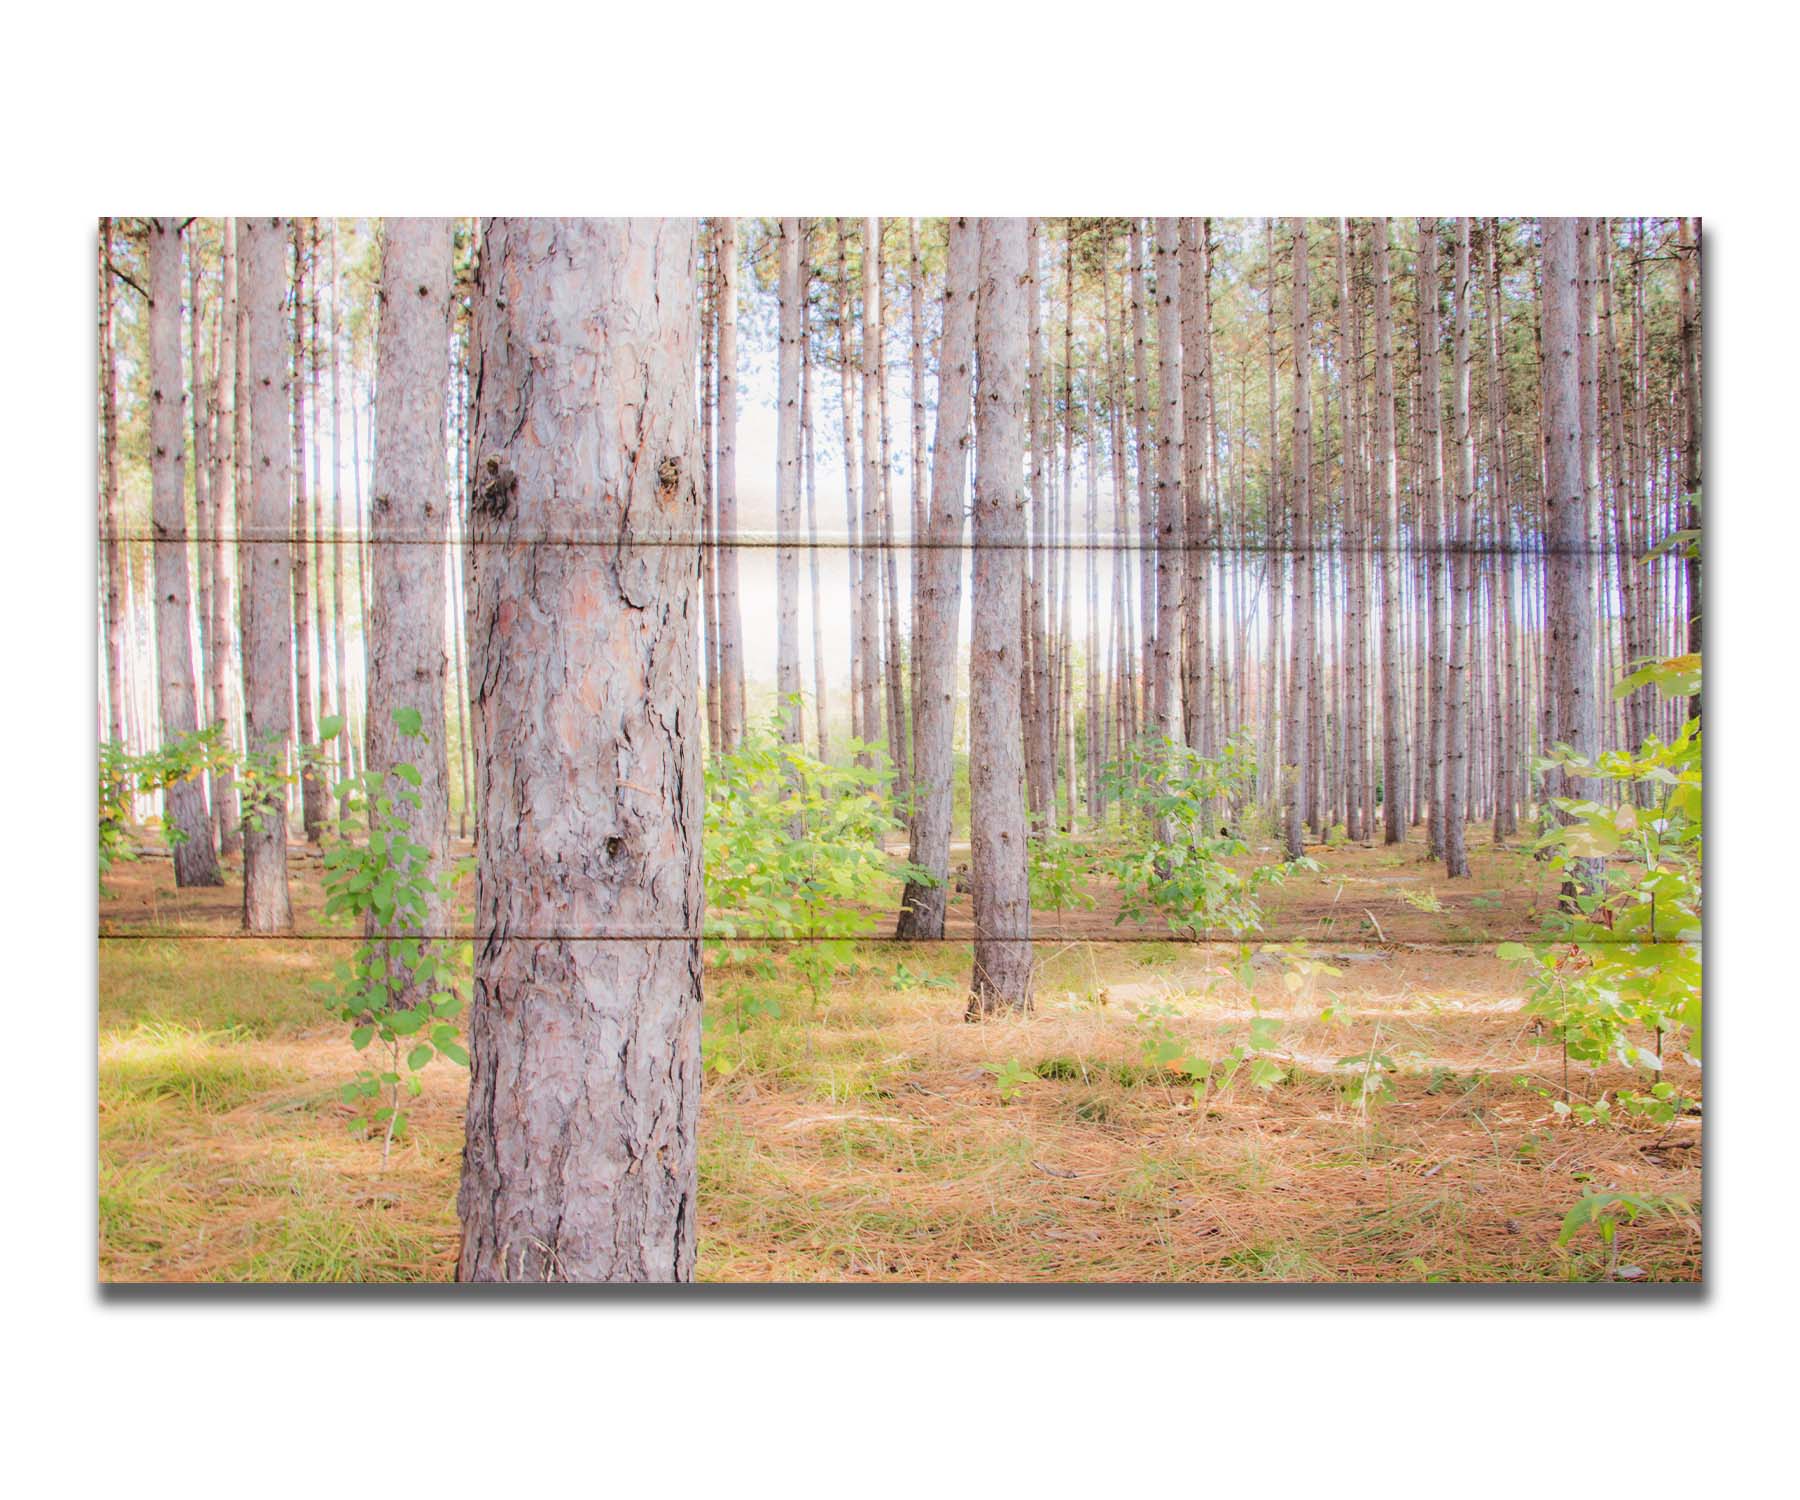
[96,215,1702,1284]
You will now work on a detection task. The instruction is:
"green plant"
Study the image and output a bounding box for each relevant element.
[984,1057,1034,1104]
[704,709,928,1023]
[98,724,235,892]
[1098,732,1299,939]
[1558,1188,1691,1281]
[314,711,471,1164]
[1028,826,1098,921]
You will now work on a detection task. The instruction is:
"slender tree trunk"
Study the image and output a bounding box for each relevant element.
[1419,220,1448,859]
[1284,218,1312,860]
[860,217,885,758]
[1373,217,1406,844]
[775,218,805,744]
[100,219,128,751]
[1678,216,1701,723]
[1130,221,1156,726]
[328,223,351,826]
[1542,219,1600,886]
[189,233,216,840]
[837,220,863,747]
[879,241,910,805]
[1487,219,1519,839]
[210,219,242,855]
[803,243,829,762]
[240,218,294,931]
[967,218,1033,1017]
[367,218,453,983]
[1444,217,1476,878]
[896,219,977,939]
[289,224,323,839]
[907,217,928,780]
[700,231,720,757]
[458,218,702,1284]
[148,219,221,885]
[715,218,746,749]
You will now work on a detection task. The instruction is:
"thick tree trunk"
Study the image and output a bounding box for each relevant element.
[366,218,453,966]
[148,218,221,886]
[775,218,805,743]
[896,218,976,940]
[967,217,1034,1018]
[458,218,702,1284]
[240,218,295,931]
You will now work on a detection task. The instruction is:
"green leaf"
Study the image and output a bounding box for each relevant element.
[392,707,424,737]
[407,1044,433,1072]
[437,1040,470,1067]
[319,714,344,740]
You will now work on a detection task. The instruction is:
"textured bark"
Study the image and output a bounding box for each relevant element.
[458,218,702,1284]
[967,217,1033,1018]
[212,219,241,854]
[878,242,910,804]
[1419,221,1448,858]
[148,218,220,886]
[802,243,829,762]
[906,217,928,781]
[328,223,351,824]
[1486,220,1518,839]
[1444,217,1475,878]
[714,218,746,750]
[897,218,976,940]
[1373,217,1406,844]
[860,218,885,755]
[1541,219,1599,828]
[700,232,720,756]
[189,236,215,779]
[367,218,453,964]
[775,218,804,743]
[99,220,127,749]
[1678,216,1701,723]
[1178,218,1211,760]
[836,221,863,745]
[290,225,324,840]
[1284,218,1312,861]
[309,220,334,826]
[240,217,295,931]
[1128,223,1156,725]
[1337,219,1366,842]
[1151,218,1183,744]
[1023,220,1053,826]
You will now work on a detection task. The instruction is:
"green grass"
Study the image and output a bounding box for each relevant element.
[100,1019,302,1112]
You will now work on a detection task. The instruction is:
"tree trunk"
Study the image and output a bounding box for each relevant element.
[896,219,976,939]
[860,217,885,758]
[775,218,805,743]
[1678,216,1701,723]
[1152,218,1183,748]
[837,221,863,747]
[458,218,702,1284]
[366,218,453,970]
[1284,218,1312,861]
[1419,220,1448,859]
[715,218,746,749]
[148,218,221,886]
[212,218,241,855]
[802,239,829,762]
[967,217,1034,1018]
[328,222,352,828]
[1444,217,1476,878]
[240,218,295,931]
[100,220,127,750]
[1373,217,1407,844]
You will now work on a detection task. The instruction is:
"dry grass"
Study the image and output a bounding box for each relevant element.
[98,842,1701,1284]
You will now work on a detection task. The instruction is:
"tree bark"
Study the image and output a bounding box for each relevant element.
[1373,217,1406,844]
[366,218,453,966]
[99,220,127,750]
[212,219,241,855]
[1284,218,1312,861]
[775,218,805,743]
[148,218,221,886]
[967,217,1033,1018]
[860,217,885,757]
[715,218,746,750]
[239,217,295,931]
[897,217,976,940]
[1444,217,1476,878]
[458,218,702,1284]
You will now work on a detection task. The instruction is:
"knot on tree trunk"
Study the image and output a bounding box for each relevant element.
[473,455,517,520]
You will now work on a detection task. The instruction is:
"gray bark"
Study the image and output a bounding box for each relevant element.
[1373,217,1406,844]
[240,217,295,931]
[776,218,804,743]
[967,217,1033,1017]
[148,218,220,886]
[897,217,976,940]
[1444,217,1475,878]
[366,218,453,959]
[458,218,703,1284]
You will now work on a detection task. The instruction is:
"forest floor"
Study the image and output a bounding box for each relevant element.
[98,835,1701,1283]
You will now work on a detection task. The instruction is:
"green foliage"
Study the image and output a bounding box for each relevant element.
[1098,733,1300,938]
[984,1057,1034,1105]
[1499,651,1702,1234]
[312,710,470,1161]
[704,709,927,1020]
[1133,992,1287,1113]
[98,725,234,891]
[1028,827,1099,918]
[1557,1188,1691,1281]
